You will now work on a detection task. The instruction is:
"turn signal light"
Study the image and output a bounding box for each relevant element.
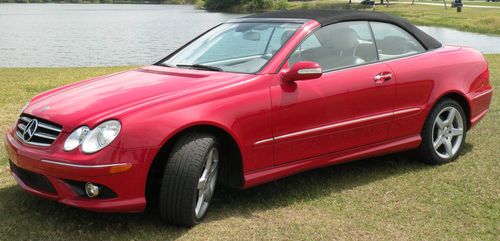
[109,163,133,174]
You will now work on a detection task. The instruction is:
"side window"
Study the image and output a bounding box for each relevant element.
[292,34,321,54]
[265,26,299,55]
[288,21,378,71]
[370,22,425,60]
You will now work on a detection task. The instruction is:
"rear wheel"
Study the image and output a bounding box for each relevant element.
[159,133,219,227]
[419,99,467,164]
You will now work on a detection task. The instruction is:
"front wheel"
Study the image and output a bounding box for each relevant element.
[159,133,219,227]
[419,99,467,165]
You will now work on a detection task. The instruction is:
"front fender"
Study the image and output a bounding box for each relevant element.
[115,74,275,172]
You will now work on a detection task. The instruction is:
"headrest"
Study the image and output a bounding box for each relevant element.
[380,36,407,54]
[280,30,296,46]
[317,27,359,50]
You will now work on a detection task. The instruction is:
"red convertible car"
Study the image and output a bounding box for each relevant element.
[4,10,492,226]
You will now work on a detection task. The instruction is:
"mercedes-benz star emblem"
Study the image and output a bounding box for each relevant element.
[23,119,38,142]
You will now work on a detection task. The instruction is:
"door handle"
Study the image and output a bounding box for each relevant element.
[374,72,393,83]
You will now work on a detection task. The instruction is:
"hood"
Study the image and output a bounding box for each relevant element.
[25,66,251,132]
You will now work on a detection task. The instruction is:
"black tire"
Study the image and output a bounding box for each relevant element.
[419,99,467,165]
[159,132,218,227]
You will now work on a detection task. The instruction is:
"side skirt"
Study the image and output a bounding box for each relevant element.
[242,134,421,189]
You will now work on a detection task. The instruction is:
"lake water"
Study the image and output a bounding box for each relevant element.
[0,4,244,67]
[1,3,499,67]
[418,26,500,54]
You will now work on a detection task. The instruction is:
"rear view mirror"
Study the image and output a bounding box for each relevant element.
[243,31,261,41]
[281,61,323,83]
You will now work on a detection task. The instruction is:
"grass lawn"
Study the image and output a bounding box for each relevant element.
[390,0,500,7]
[376,4,500,35]
[462,1,500,7]
[286,1,500,35]
[0,55,499,240]
[406,0,500,7]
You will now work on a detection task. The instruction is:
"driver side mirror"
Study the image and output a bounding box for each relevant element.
[281,61,322,83]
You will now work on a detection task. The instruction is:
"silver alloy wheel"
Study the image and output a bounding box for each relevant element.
[431,106,464,159]
[195,147,219,219]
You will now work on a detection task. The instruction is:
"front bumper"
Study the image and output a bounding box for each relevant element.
[4,130,158,213]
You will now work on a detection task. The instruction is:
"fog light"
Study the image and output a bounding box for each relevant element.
[85,182,100,198]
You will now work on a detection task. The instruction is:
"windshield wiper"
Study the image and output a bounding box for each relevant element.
[176,64,223,72]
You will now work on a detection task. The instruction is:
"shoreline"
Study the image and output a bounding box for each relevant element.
[1,2,499,35]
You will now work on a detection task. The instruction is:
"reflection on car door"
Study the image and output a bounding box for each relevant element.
[270,21,396,165]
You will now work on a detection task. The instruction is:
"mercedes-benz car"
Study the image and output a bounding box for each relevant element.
[4,10,492,227]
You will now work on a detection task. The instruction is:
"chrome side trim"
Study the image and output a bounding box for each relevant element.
[253,107,423,145]
[254,138,274,145]
[472,89,493,100]
[394,107,421,116]
[41,160,130,169]
[274,112,393,140]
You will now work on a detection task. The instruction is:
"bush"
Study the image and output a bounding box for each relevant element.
[247,0,275,11]
[204,0,240,10]
[195,0,205,8]
[203,0,285,11]
[276,0,288,9]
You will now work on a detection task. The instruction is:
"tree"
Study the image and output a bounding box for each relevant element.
[204,0,241,10]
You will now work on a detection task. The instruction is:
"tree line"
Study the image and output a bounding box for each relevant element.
[0,0,290,11]
[201,0,289,11]
[0,0,196,3]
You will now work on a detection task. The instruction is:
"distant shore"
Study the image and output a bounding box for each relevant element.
[1,1,499,35]
[0,0,192,4]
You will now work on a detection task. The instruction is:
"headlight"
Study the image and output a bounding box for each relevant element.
[64,126,90,151]
[81,120,121,154]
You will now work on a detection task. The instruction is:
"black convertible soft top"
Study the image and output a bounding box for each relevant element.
[244,10,442,50]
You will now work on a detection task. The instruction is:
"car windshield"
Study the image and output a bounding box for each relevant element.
[160,22,301,74]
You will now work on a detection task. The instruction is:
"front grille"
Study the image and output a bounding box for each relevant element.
[15,114,62,147]
[10,161,57,194]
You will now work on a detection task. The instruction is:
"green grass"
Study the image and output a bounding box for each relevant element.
[0,56,499,240]
[375,4,500,35]
[399,0,500,7]
[462,1,500,7]
[285,1,500,35]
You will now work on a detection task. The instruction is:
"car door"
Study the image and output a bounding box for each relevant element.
[368,21,430,140]
[271,21,396,165]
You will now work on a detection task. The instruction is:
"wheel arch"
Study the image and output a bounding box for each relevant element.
[145,123,244,206]
[432,91,471,129]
